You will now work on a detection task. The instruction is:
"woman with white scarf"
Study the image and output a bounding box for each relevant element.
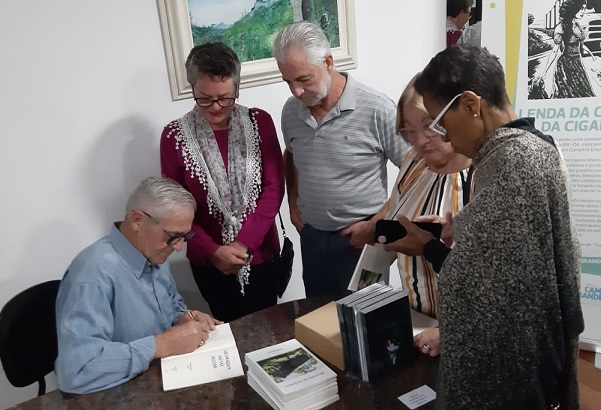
[161,42,284,322]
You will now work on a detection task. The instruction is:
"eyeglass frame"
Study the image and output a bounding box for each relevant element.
[193,96,237,108]
[428,93,463,142]
[397,124,440,145]
[140,210,195,246]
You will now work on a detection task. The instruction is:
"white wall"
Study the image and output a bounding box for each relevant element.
[0,0,444,407]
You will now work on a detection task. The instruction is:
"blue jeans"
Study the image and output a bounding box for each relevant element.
[300,224,362,299]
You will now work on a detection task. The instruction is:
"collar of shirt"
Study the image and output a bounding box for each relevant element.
[108,222,156,279]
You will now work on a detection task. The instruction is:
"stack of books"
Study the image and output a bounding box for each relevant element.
[336,283,414,382]
[245,339,340,410]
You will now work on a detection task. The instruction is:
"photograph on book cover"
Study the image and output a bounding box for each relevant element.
[482,0,601,350]
[157,0,358,100]
[257,347,318,383]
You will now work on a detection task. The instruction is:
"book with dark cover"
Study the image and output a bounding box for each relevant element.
[335,283,386,376]
[357,290,414,382]
[352,288,404,379]
[341,285,392,377]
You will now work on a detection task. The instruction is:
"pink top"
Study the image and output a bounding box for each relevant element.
[160,107,284,267]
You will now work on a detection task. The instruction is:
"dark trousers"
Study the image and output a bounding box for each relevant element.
[192,262,277,323]
[300,224,362,299]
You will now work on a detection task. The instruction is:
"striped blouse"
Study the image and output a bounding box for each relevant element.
[387,149,473,318]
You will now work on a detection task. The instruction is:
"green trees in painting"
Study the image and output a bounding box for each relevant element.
[190,0,340,63]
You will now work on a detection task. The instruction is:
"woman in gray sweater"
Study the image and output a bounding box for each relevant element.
[387,45,584,409]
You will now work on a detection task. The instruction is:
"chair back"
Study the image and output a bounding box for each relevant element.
[0,280,61,396]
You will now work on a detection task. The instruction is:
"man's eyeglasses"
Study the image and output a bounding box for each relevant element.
[428,93,462,142]
[141,211,195,246]
[194,97,236,108]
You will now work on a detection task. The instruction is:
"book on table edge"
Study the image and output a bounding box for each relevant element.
[160,322,244,391]
[244,338,337,398]
[247,371,339,410]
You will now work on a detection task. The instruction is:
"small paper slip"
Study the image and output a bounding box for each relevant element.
[596,352,601,369]
[398,384,436,409]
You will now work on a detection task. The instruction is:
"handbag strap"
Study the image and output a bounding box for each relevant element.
[277,212,288,239]
[248,107,288,243]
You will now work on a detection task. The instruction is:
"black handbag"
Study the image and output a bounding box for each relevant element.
[273,212,294,298]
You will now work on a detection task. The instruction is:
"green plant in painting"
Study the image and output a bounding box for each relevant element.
[190,0,340,63]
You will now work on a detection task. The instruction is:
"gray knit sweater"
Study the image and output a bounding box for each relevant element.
[436,126,584,409]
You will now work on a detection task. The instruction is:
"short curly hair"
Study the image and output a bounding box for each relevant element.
[414,45,509,109]
[185,42,241,89]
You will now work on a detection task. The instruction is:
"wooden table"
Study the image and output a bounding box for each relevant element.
[579,350,601,409]
[11,298,438,409]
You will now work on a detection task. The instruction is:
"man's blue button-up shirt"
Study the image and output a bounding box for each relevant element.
[55,224,187,393]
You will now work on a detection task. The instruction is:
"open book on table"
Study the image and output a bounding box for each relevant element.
[160,322,244,391]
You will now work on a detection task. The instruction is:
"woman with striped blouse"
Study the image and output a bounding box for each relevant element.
[386,74,473,357]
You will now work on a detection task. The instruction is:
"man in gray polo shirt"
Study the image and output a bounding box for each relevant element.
[272,22,408,298]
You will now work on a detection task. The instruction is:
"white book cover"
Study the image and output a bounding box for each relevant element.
[245,339,337,397]
[161,323,244,391]
[348,244,396,291]
[248,371,339,410]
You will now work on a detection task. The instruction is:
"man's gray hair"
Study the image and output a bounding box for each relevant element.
[272,21,331,66]
[125,177,196,218]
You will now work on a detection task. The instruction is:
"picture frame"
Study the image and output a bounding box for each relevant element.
[156,0,358,101]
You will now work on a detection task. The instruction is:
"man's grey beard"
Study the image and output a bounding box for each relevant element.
[301,71,332,107]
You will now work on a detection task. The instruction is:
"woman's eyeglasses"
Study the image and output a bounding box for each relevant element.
[397,125,439,144]
[194,97,236,108]
[428,93,463,142]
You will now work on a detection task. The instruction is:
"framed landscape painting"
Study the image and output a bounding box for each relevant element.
[157,0,357,100]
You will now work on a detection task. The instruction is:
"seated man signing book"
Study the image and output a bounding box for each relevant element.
[55,177,221,394]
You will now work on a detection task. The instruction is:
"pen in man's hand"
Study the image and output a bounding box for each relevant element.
[187,310,195,321]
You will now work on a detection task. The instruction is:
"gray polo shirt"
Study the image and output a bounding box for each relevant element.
[281,74,408,231]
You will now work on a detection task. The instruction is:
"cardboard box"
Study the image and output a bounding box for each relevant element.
[295,301,345,371]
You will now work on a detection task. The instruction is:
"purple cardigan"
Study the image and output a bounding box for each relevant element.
[160,107,284,267]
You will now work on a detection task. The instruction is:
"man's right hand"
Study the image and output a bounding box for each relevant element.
[153,320,212,359]
[289,203,304,232]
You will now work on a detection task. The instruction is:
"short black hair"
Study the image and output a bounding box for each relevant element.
[414,44,509,109]
[185,42,241,88]
[447,0,473,18]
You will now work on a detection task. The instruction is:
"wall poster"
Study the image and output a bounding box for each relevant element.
[483,0,601,352]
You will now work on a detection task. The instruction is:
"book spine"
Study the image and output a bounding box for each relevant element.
[336,302,351,373]
[355,308,369,382]
[343,303,360,378]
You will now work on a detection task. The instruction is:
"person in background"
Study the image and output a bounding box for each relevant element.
[447,0,473,47]
[161,42,284,323]
[55,177,221,394]
[272,21,408,299]
[553,0,595,98]
[386,45,583,409]
[386,74,472,358]
[457,2,482,46]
